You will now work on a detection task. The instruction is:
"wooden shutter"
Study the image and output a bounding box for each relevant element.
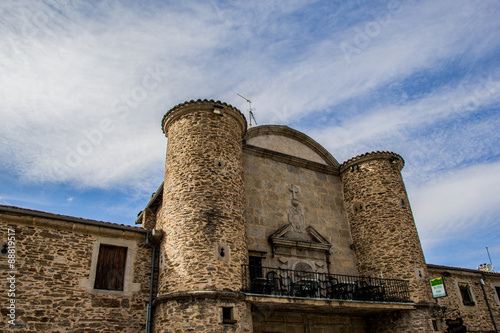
[94,244,127,291]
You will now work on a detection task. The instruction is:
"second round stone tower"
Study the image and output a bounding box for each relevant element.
[340,152,431,304]
[341,152,436,331]
[154,100,252,332]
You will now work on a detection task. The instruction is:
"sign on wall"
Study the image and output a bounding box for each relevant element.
[430,277,447,298]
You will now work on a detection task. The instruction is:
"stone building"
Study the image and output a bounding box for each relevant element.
[1,99,499,332]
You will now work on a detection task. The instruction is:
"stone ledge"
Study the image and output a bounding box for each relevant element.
[154,291,246,306]
[245,294,417,314]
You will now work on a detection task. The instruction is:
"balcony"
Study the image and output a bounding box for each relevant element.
[242,265,411,304]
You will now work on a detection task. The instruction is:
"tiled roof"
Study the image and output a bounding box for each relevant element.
[427,263,500,276]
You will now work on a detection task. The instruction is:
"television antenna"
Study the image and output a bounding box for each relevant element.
[237,93,257,127]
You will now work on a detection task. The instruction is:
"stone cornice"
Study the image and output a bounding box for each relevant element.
[245,125,340,167]
[269,225,332,253]
[162,99,247,138]
[0,205,146,238]
[153,290,246,306]
[243,144,340,176]
[340,151,405,174]
[271,238,332,252]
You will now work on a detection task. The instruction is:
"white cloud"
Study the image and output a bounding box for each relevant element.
[0,0,499,198]
[410,160,500,246]
[303,72,500,168]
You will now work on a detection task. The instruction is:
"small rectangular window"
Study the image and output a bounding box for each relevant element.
[222,307,236,324]
[496,286,500,300]
[458,282,475,306]
[94,244,127,291]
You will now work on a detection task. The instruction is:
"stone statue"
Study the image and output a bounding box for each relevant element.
[288,185,305,233]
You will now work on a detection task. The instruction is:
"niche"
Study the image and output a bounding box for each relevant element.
[0,242,7,256]
[353,201,365,213]
[215,159,225,169]
[216,243,230,262]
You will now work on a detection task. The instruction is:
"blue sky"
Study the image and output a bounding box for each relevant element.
[1,0,499,270]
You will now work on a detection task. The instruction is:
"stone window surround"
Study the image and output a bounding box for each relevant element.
[80,237,141,296]
[220,301,237,324]
[456,279,476,307]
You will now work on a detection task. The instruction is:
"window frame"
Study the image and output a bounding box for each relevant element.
[457,281,475,306]
[80,237,140,296]
[94,244,128,291]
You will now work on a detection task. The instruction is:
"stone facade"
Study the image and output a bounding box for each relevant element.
[0,207,152,332]
[428,264,500,333]
[2,99,500,333]
[243,150,357,276]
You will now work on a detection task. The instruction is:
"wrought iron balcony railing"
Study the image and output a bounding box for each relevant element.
[242,265,411,303]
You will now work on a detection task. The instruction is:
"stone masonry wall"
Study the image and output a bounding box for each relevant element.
[427,266,500,333]
[154,101,250,332]
[341,153,432,305]
[153,296,253,333]
[159,101,247,293]
[0,212,151,333]
[244,152,358,275]
[368,308,435,333]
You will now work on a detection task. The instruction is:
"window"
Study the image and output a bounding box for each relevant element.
[495,286,500,304]
[94,244,127,291]
[80,237,140,296]
[249,256,262,280]
[458,282,475,306]
[222,307,236,324]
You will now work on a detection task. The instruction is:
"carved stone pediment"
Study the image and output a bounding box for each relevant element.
[269,224,331,258]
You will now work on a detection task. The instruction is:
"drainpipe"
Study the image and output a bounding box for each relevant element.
[479,278,498,333]
[145,231,158,333]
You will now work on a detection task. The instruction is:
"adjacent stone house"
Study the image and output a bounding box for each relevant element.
[0,205,154,332]
[1,99,499,332]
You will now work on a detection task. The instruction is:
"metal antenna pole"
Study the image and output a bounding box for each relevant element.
[486,247,493,266]
[237,93,257,127]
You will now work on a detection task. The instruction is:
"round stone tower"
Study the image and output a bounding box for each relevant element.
[340,152,431,304]
[153,99,252,332]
